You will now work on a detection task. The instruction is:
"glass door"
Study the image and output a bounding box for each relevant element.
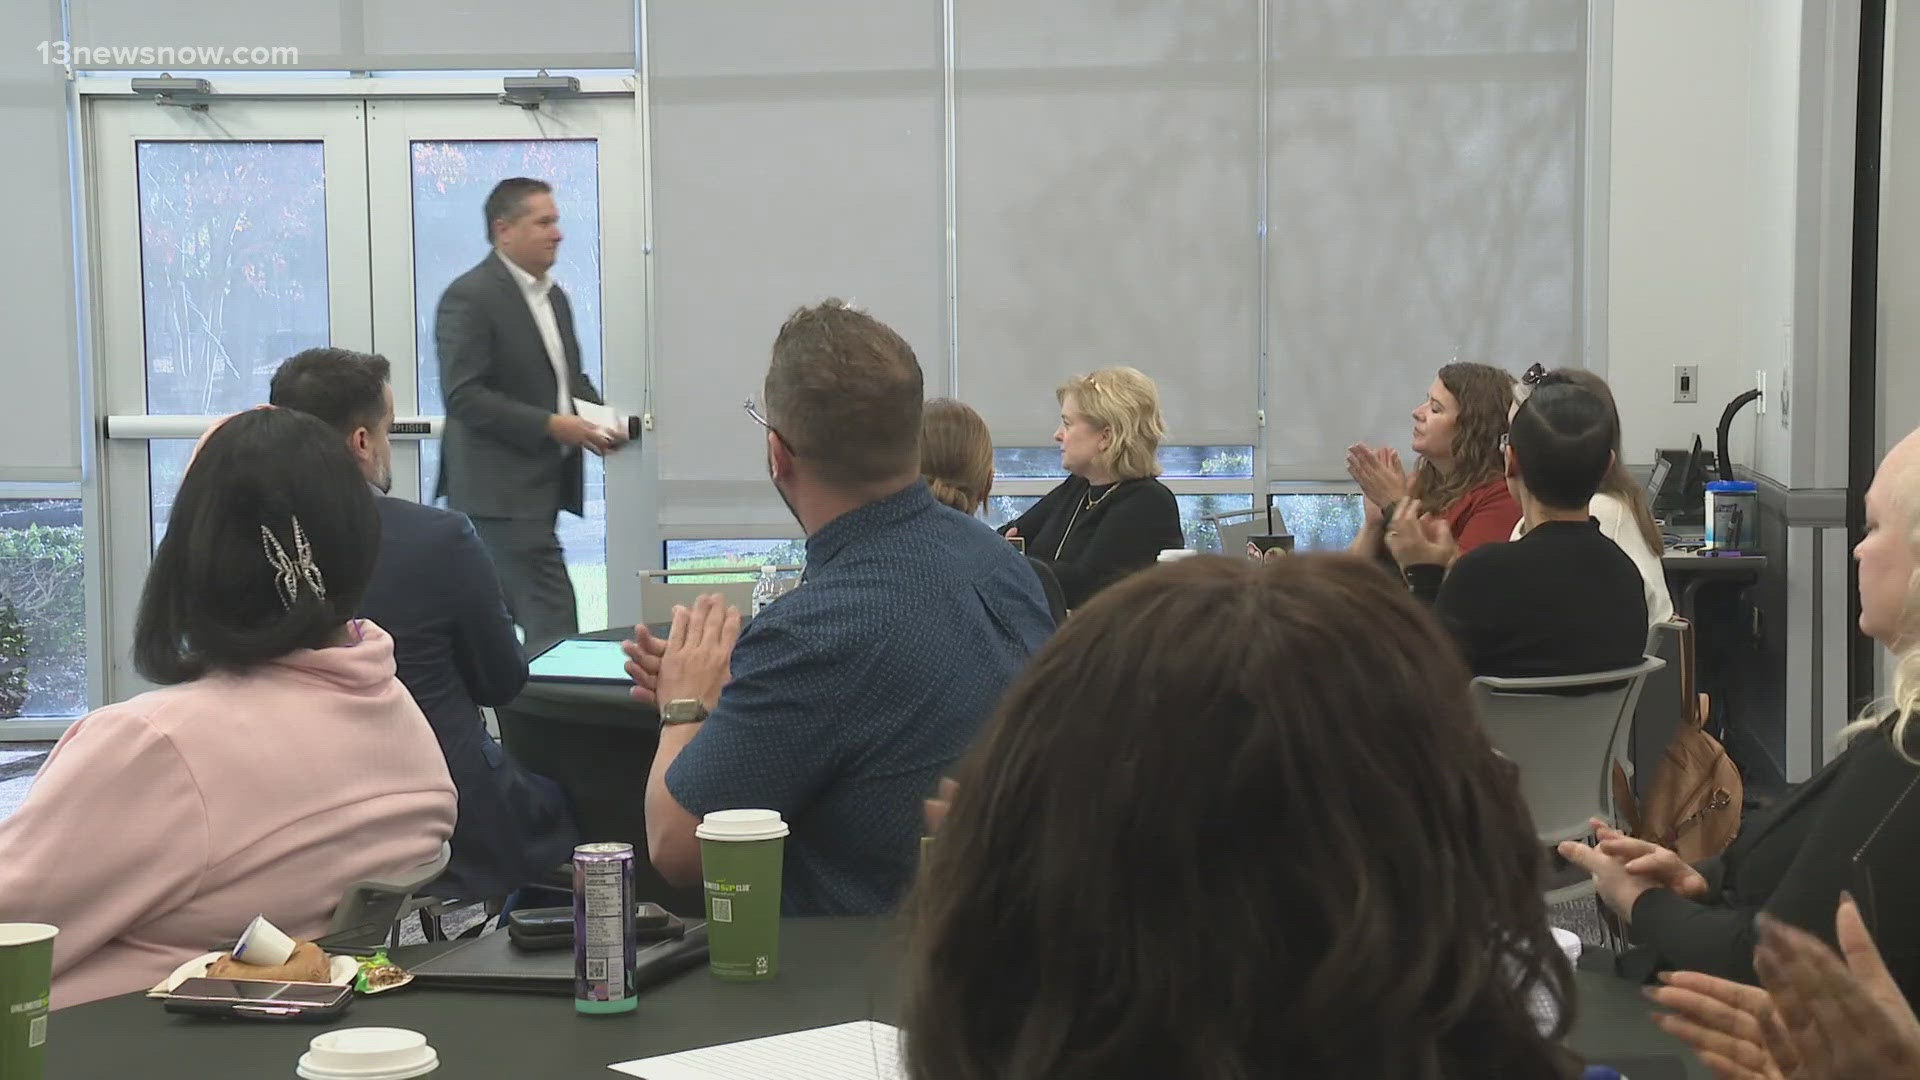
[91,98,372,700]
[365,96,643,637]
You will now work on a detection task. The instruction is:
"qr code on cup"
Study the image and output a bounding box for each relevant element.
[586,958,607,980]
[28,1014,46,1047]
[712,897,733,923]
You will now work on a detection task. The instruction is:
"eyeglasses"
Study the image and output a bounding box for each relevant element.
[744,397,795,454]
[1498,433,1512,453]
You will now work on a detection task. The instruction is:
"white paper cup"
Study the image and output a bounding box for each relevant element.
[231,915,296,968]
[297,1028,439,1080]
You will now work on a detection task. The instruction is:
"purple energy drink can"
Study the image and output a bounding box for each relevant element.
[573,842,636,1014]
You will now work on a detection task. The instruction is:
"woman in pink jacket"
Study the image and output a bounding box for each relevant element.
[0,408,456,1008]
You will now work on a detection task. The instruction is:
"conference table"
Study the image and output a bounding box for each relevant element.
[47,917,1703,1078]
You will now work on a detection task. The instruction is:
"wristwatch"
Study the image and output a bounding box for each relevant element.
[660,699,710,727]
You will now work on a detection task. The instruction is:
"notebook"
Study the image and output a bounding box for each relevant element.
[407,922,707,995]
[610,1021,902,1079]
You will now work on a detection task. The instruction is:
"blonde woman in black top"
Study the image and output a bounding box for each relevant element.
[998,367,1182,608]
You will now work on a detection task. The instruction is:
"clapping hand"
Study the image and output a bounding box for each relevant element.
[1650,896,1920,1080]
[1346,443,1409,508]
[1383,499,1457,569]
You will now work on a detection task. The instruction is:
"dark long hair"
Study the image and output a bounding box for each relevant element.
[904,555,1578,1080]
[1410,362,1518,514]
[1537,367,1664,554]
[134,408,380,684]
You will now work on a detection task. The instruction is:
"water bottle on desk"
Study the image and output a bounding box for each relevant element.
[751,565,779,616]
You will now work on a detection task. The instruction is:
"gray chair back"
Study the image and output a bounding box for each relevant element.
[1471,657,1666,848]
[1627,621,1689,803]
[326,840,452,949]
[1205,505,1290,556]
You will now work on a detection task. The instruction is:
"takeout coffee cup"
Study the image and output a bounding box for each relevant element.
[697,809,788,981]
[0,923,56,1080]
[297,1027,439,1079]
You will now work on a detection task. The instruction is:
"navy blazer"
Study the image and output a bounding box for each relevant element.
[359,494,580,899]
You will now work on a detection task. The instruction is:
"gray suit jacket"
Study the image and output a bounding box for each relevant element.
[434,252,603,519]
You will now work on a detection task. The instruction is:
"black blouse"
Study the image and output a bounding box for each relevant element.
[999,476,1183,609]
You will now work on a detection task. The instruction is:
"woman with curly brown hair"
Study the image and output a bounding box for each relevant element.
[903,555,1583,1080]
[1348,362,1521,564]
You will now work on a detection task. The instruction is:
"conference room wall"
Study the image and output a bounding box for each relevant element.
[0,0,83,484]
[1882,0,1920,461]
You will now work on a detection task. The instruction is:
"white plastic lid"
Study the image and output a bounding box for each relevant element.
[297,1028,438,1080]
[695,808,790,842]
[0,923,58,947]
[1157,549,1197,562]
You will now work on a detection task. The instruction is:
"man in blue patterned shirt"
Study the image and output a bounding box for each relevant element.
[623,300,1055,914]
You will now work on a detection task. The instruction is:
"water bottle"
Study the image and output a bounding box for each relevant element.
[751,565,779,616]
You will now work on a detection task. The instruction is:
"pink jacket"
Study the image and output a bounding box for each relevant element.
[0,621,456,1009]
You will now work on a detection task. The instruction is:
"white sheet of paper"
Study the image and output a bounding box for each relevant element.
[572,398,625,439]
[607,1020,902,1080]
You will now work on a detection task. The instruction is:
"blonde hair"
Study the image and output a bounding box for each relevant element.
[1845,444,1920,763]
[1056,367,1165,481]
[921,398,994,516]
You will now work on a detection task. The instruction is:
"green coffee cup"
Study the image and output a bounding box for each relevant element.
[0,923,57,1080]
[696,809,788,981]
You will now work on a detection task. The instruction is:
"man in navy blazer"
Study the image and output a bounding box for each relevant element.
[271,349,579,900]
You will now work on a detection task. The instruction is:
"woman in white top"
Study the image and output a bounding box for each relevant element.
[1511,367,1675,625]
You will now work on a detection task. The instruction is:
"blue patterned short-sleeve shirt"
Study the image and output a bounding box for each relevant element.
[666,482,1055,915]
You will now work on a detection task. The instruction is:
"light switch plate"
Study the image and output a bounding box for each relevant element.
[1673,365,1698,403]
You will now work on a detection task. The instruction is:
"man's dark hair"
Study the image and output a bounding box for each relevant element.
[133,408,381,685]
[1508,381,1614,511]
[483,177,553,243]
[269,348,391,435]
[763,299,924,485]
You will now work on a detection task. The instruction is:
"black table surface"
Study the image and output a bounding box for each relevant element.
[47,917,1700,1078]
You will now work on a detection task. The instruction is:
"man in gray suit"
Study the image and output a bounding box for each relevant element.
[435,177,626,650]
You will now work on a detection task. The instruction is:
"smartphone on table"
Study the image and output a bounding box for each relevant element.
[163,977,353,1021]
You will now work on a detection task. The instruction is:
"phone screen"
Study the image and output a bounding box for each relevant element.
[172,979,346,1006]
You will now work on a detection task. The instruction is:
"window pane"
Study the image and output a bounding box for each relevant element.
[411,139,607,633]
[138,141,330,414]
[663,539,806,583]
[149,439,195,550]
[993,445,1255,481]
[412,139,605,412]
[1161,446,1255,480]
[0,500,86,718]
[982,495,1040,531]
[993,448,1066,480]
[1177,494,1255,553]
[1272,493,1365,552]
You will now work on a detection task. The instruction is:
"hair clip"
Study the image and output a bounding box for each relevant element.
[260,517,327,609]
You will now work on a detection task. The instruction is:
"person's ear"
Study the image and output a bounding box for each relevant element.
[1503,445,1520,480]
[768,430,795,482]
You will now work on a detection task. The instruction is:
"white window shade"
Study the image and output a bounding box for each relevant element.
[954,0,1261,448]
[67,0,633,70]
[1264,2,1585,478]
[0,0,82,481]
[647,0,946,533]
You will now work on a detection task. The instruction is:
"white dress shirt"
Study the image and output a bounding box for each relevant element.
[496,250,572,418]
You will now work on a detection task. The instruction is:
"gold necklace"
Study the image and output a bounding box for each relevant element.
[1057,480,1125,559]
[1082,481,1122,510]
